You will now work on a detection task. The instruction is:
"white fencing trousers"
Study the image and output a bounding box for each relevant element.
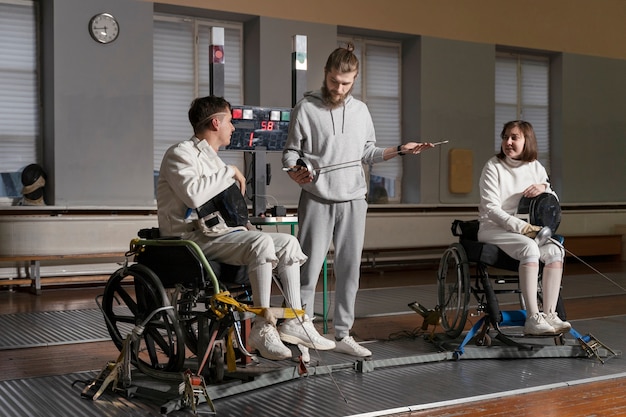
[478,225,565,316]
[477,227,564,266]
[190,229,307,308]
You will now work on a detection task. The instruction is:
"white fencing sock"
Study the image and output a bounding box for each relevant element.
[276,263,302,310]
[248,262,273,308]
[519,263,540,316]
[542,266,563,314]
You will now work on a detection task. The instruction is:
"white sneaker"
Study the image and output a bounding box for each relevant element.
[334,335,372,357]
[248,319,291,360]
[524,312,557,335]
[543,312,571,332]
[292,345,310,364]
[279,316,336,350]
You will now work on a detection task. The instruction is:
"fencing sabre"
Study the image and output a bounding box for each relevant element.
[535,226,626,293]
[282,140,449,177]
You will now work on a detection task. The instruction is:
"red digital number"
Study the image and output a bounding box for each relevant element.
[248,132,254,147]
[260,121,274,130]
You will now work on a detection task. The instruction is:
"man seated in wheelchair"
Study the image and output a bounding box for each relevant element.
[156,95,335,360]
[478,120,570,336]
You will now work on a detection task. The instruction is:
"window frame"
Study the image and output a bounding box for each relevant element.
[153,13,244,176]
[0,0,40,203]
[495,50,551,169]
[337,35,402,204]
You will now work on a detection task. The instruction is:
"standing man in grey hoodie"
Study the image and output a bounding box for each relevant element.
[282,43,433,357]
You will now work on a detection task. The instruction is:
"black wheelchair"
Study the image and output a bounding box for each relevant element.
[100,228,253,382]
[436,193,566,345]
[435,216,619,363]
[437,218,567,347]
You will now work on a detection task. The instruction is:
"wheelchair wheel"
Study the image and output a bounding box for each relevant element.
[102,264,186,372]
[176,288,202,355]
[208,342,225,383]
[476,333,492,347]
[437,243,470,338]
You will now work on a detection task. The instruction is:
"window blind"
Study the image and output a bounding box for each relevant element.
[153,15,243,171]
[365,43,401,198]
[0,0,38,175]
[153,18,195,170]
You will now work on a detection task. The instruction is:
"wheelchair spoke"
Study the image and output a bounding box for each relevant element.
[142,321,176,368]
[109,284,139,316]
[176,289,202,354]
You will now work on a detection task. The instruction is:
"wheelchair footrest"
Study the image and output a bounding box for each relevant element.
[576,333,620,364]
[450,314,621,363]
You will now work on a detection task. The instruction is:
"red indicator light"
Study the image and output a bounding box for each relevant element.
[232,108,243,119]
[210,45,224,64]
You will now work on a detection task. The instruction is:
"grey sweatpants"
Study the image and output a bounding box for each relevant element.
[298,191,368,339]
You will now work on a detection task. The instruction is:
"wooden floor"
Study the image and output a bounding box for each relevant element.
[401,377,626,417]
[1,258,625,416]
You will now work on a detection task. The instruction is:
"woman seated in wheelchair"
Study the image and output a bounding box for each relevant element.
[156,95,335,361]
[478,120,570,336]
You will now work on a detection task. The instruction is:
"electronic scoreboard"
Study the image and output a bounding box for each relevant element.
[227,106,291,151]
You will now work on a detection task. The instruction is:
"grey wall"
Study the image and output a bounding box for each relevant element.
[36,2,626,208]
[244,16,336,107]
[244,17,338,206]
[400,36,422,203]
[41,0,154,206]
[554,54,626,203]
[403,37,496,205]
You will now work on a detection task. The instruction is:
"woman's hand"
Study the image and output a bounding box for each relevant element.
[522,184,547,198]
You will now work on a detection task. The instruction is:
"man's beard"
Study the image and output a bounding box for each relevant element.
[321,83,351,109]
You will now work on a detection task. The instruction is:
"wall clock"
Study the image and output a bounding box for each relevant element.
[88,13,119,44]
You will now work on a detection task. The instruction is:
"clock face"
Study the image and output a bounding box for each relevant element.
[89,13,119,44]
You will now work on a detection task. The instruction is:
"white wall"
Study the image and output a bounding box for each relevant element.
[2,209,624,279]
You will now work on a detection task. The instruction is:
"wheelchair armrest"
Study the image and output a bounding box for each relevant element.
[138,227,161,239]
[137,227,184,241]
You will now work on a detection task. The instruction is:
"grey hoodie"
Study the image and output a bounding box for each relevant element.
[282,90,386,202]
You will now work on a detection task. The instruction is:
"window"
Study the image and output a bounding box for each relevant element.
[338,37,401,203]
[153,14,243,175]
[0,0,39,201]
[495,52,550,169]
